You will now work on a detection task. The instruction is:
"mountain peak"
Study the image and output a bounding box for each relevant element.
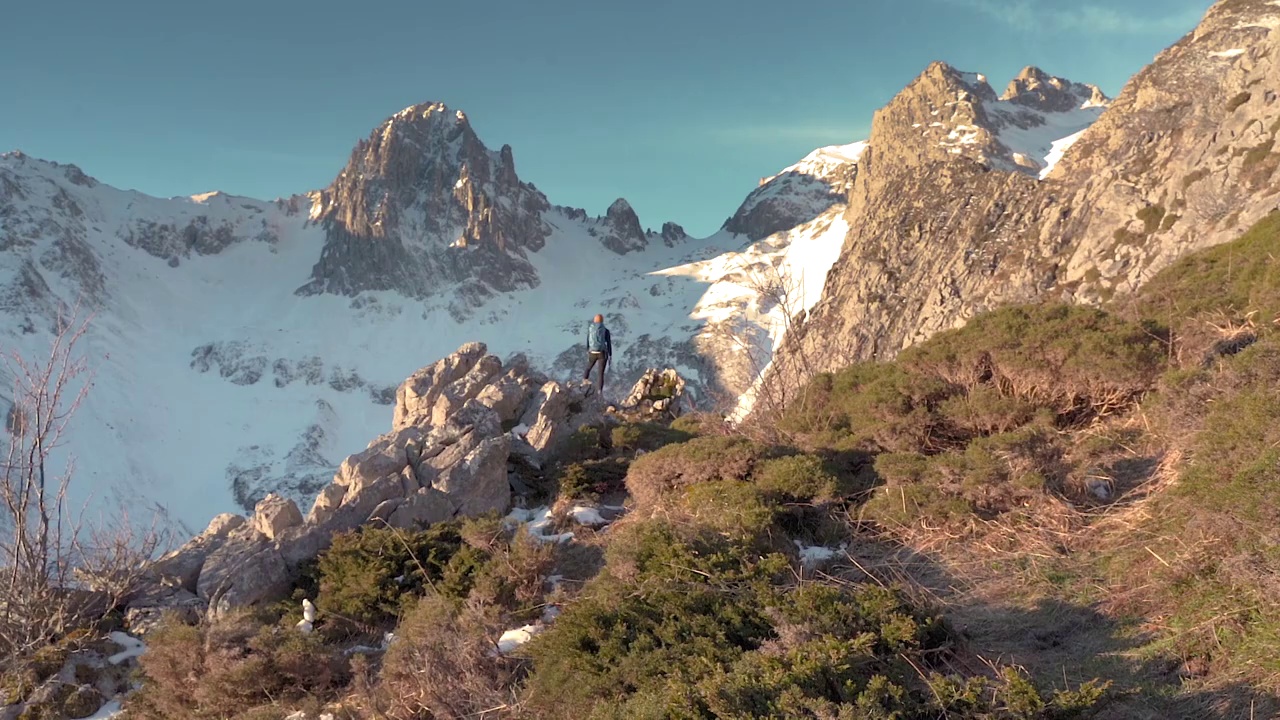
[390,101,468,125]
[1001,67,1110,111]
[598,197,647,254]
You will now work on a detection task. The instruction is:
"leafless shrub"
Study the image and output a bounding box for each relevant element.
[375,595,522,719]
[0,304,164,662]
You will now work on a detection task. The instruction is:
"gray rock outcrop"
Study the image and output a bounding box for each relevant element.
[128,342,615,623]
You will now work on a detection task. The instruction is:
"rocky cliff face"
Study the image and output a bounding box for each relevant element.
[299,103,553,308]
[766,0,1280,401]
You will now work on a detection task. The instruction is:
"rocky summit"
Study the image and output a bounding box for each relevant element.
[300,103,552,305]
[764,0,1280,406]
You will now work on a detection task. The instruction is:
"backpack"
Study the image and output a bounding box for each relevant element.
[588,323,607,353]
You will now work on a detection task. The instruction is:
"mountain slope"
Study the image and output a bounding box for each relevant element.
[0,109,875,534]
[766,0,1280,405]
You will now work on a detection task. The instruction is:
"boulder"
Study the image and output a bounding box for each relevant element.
[205,513,247,537]
[430,353,503,426]
[387,488,455,529]
[335,427,421,488]
[433,435,512,516]
[148,516,259,593]
[439,399,502,444]
[125,586,205,635]
[394,342,488,430]
[522,382,572,453]
[623,368,686,411]
[341,473,406,522]
[198,540,292,618]
[251,494,303,540]
[307,482,348,525]
[476,370,536,424]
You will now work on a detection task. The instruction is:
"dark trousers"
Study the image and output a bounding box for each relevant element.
[584,352,608,391]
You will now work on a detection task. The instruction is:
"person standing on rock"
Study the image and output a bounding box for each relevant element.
[583,314,612,392]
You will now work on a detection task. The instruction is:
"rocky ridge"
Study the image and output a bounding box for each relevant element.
[766,0,1280,403]
[127,344,685,624]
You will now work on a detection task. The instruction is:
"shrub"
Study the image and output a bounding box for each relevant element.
[126,614,350,720]
[466,528,557,616]
[752,454,846,503]
[556,458,629,501]
[519,522,1050,720]
[301,523,476,628]
[1243,137,1276,169]
[375,595,520,720]
[865,428,1061,527]
[678,480,776,542]
[901,304,1167,422]
[625,435,766,511]
[670,413,712,436]
[560,424,610,464]
[610,422,693,452]
[1181,168,1210,188]
[781,362,954,452]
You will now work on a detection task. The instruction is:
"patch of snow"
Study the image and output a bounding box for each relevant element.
[569,505,609,527]
[107,631,146,665]
[794,541,848,568]
[497,624,543,654]
[509,423,530,438]
[1039,129,1089,179]
[541,604,562,622]
[505,506,574,543]
[1210,48,1247,58]
[995,104,1105,174]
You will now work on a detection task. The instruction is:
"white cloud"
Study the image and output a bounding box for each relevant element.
[941,0,1207,35]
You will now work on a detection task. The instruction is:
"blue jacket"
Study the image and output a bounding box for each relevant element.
[587,321,612,356]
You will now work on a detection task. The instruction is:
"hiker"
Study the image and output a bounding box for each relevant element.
[583,314,612,392]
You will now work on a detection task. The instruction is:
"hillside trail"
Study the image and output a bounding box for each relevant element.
[841,517,1280,719]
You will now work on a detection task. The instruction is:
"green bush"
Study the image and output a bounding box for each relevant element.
[670,413,712,436]
[610,421,694,452]
[556,458,629,501]
[126,615,350,720]
[865,427,1060,527]
[625,435,767,510]
[299,523,479,627]
[901,304,1167,421]
[781,362,953,452]
[679,480,776,542]
[1130,210,1280,328]
[752,454,846,502]
[523,521,952,718]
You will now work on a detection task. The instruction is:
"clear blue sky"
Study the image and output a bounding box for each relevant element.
[1,0,1210,237]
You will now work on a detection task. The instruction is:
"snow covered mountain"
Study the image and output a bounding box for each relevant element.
[0,71,1109,536]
